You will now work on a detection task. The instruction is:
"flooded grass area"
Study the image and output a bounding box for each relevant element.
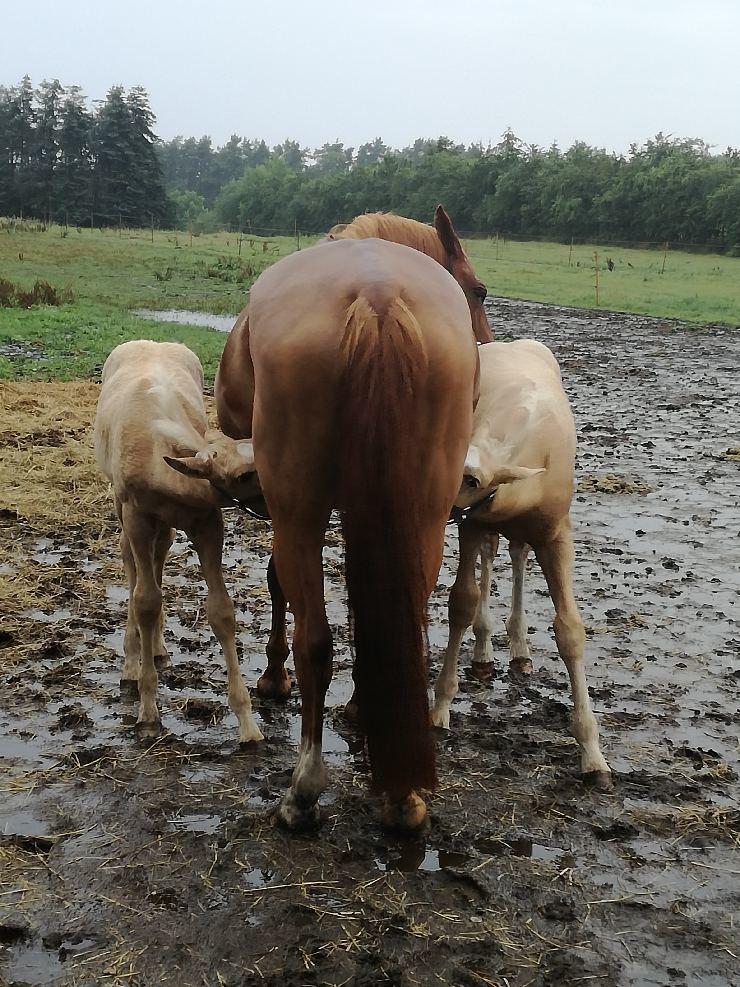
[1,299,739,985]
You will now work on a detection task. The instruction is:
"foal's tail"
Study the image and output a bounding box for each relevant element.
[339,294,436,799]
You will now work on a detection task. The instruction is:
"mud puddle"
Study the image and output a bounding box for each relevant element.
[1,298,739,985]
[133,308,237,333]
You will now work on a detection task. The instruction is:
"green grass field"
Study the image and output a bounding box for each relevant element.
[1,224,738,382]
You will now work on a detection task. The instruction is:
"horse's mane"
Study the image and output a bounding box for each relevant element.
[334,213,448,266]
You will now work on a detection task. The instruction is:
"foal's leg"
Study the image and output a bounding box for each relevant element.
[189,512,263,744]
[152,524,174,664]
[431,523,483,729]
[122,505,163,734]
[256,555,292,699]
[273,523,333,830]
[533,523,612,788]
[506,540,532,674]
[471,531,500,677]
[119,529,140,685]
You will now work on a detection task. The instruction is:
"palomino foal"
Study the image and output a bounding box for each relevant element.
[431,340,612,788]
[94,340,263,742]
[220,238,477,832]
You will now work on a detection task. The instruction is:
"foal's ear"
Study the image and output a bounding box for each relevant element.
[434,204,464,258]
[163,454,210,479]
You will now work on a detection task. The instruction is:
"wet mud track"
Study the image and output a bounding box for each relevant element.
[1,299,738,986]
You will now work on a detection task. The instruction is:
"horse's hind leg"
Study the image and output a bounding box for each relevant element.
[152,524,174,665]
[120,528,140,685]
[533,522,612,789]
[272,522,332,830]
[122,505,163,735]
[506,540,532,674]
[472,531,500,678]
[432,523,484,729]
[188,513,263,744]
[256,555,292,699]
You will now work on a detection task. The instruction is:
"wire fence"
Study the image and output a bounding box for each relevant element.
[1,212,737,257]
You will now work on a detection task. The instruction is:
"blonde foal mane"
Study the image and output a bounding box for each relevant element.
[334,213,448,266]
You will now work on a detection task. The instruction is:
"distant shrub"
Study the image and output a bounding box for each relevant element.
[0,277,74,308]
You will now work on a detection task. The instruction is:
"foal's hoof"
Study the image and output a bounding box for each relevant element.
[471,660,495,682]
[154,651,170,670]
[381,793,429,835]
[508,657,533,676]
[275,794,321,832]
[256,670,292,700]
[135,718,162,740]
[583,769,614,792]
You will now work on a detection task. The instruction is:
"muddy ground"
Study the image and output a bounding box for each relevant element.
[1,299,738,987]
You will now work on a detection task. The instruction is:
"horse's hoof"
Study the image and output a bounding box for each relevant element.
[135,717,161,740]
[238,722,264,745]
[583,769,614,792]
[275,795,321,832]
[471,660,495,682]
[256,671,292,700]
[508,657,533,676]
[430,705,451,730]
[381,793,429,834]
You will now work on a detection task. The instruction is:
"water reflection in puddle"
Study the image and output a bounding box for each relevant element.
[134,308,237,333]
[376,844,470,873]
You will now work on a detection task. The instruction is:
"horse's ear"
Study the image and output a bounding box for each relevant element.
[434,204,463,258]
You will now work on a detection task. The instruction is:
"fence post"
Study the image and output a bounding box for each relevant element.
[593,251,600,306]
[568,236,574,267]
[660,241,669,274]
[150,214,154,244]
[295,218,301,251]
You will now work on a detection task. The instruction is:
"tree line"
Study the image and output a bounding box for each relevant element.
[170,132,740,248]
[2,78,739,249]
[0,77,170,227]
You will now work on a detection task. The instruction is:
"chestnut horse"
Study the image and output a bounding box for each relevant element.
[222,237,477,831]
[329,206,492,345]
[216,207,491,708]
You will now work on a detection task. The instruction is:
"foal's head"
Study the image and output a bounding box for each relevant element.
[163,430,263,510]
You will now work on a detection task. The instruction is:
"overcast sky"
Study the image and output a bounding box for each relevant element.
[3,0,739,153]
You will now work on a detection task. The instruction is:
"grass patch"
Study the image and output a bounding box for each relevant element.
[466,237,740,324]
[0,224,738,384]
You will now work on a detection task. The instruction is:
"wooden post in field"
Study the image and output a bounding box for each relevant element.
[90,210,94,231]
[119,213,122,237]
[495,232,500,261]
[568,236,574,267]
[64,209,69,231]
[238,231,243,257]
[189,227,193,248]
[150,214,155,244]
[295,218,300,251]
[661,241,669,274]
[593,251,600,306]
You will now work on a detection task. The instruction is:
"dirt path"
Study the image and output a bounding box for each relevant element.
[1,300,738,986]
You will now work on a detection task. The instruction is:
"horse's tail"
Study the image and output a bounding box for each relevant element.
[339,293,436,800]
